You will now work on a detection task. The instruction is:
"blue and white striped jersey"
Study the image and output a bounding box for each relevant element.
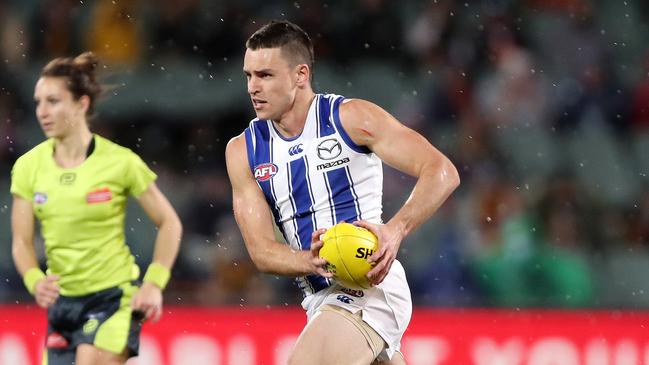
[244,93,383,296]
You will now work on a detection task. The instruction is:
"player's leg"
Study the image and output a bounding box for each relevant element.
[289,305,385,365]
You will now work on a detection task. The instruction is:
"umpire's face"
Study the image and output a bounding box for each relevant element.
[34,76,88,139]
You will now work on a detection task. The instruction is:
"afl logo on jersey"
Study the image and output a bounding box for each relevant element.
[317,138,342,160]
[34,192,47,205]
[254,163,278,182]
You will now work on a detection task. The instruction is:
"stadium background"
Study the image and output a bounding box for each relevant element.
[1,0,649,364]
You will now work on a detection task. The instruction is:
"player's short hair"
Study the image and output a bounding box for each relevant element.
[41,52,103,115]
[246,20,314,70]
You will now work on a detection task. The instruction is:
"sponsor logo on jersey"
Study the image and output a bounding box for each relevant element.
[288,143,304,156]
[34,192,47,204]
[46,332,69,348]
[316,157,350,171]
[86,188,112,204]
[317,138,342,160]
[254,163,278,181]
[60,172,76,185]
[336,294,354,304]
[341,287,364,298]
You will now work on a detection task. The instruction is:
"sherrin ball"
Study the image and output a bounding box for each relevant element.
[319,222,379,289]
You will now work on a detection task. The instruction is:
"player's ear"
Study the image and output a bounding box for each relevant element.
[296,64,310,87]
[77,95,91,115]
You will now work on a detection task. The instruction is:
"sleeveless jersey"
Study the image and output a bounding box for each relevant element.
[244,94,383,296]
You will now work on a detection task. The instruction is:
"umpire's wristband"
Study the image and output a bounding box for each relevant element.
[143,263,171,290]
[23,267,46,295]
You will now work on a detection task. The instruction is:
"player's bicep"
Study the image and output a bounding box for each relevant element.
[136,182,178,227]
[372,122,447,177]
[340,99,450,178]
[226,136,277,256]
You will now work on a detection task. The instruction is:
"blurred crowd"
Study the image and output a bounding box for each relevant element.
[1,0,649,309]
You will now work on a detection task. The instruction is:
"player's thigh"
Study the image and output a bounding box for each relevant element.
[289,310,377,365]
[373,351,406,365]
[75,344,127,365]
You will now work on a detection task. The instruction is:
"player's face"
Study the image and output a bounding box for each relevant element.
[243,47,298,121]
[34,77,86,139]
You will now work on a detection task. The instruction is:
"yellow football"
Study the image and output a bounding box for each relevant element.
[319,222,379,289]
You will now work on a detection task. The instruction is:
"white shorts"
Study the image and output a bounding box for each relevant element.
[301,259,412,360]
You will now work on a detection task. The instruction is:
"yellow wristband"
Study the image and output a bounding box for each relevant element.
[23,268,46,295]
[143,263,171,290]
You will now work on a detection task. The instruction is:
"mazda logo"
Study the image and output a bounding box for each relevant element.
[317,138,342,160]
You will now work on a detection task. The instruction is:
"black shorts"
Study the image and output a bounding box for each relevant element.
[44,283,142,365]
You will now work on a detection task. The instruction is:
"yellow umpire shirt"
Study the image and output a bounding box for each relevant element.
[10,135,157,296]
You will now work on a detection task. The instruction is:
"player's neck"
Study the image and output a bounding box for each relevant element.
[274,90,315,138]
[53,126,94,168]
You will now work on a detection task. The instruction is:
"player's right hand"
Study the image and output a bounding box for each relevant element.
[132,282,163,323]
[309,228,332,278]
[34,275,60,308]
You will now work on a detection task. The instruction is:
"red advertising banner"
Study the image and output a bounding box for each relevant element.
[1,305,649,365]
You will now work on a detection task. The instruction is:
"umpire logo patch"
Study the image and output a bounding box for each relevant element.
[60,173,76,185]
[83,318,99,334]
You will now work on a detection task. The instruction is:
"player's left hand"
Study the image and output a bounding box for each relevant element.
[131,282,163,323]
[353,220,404,285]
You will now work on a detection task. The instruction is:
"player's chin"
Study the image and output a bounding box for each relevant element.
[41,128,57,138]
[255,110,273,120]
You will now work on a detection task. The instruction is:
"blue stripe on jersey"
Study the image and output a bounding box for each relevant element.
[331,96,372,154]
[305,274,329,293]
[267,131,283,225]
[250,120,271,166]
[286,161,302,249]
[289,157,316,249]
[323,171,337,226]
[315,95,321,138]
[244,128,255,171]
[326,167,360,223]
[318,95,336,137]
[250,121,282,224]
[303,156,318,229]
[344,166,362,220]
[288,157,329,294]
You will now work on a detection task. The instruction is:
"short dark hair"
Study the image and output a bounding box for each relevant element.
[41,52,103,115]
[246,20,314,69]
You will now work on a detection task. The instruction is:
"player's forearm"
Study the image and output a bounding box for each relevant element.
[142,215,181,291]
[150,214,182,269]
[387,158,459,238]
[248,240,314,276]
[12,237,39,276]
